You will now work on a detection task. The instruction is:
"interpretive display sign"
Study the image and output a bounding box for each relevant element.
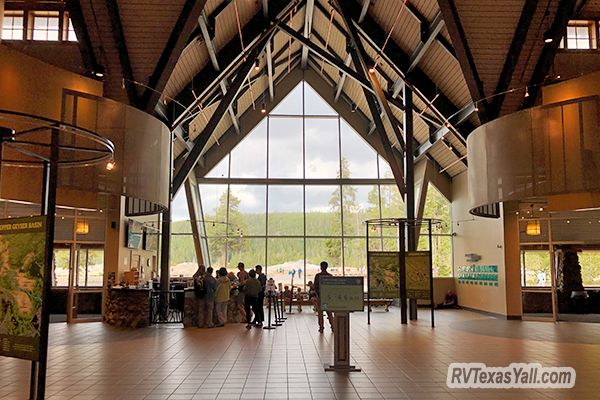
[320,276,364,312]
[367,251,399,298]
[405,251,432,300]
[0,216,46,361]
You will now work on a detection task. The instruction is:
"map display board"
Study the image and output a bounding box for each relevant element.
[320,276,364,312]
[0,216,46,361]
[405,251,431,300]
[367,251,399,299]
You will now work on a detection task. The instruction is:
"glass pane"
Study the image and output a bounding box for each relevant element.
[47,30,59,41]
[576,26,589,39]
[306,238,342,276]
[229,185,266,235]
[424,185,451,234]
[171,188,190,222]
[522,251,551,287]
[35,17,48,29]
[378,155,393,179]
[270,82,303,115]
[343,238,367,280]
[577,38,590,49]
[170,235,198,277]
[267,238,304,287]
[304,82,336,115]
[207,237,226,269]
[33,30,46,41]
[53,248,70,287]
[205,155,229,178]
[380,184,405,218]
[86,249,104,286]
[268,185,303,235]
[230,119,267,178]
[305,118,339,178]
[431,236,452,277]
[577,251,600,287]
[47,17,59,28]
[567,26,576,37]
[342,185,380,236]
[340,120,378,178]
[227,238,266,270]
[199,184,228,236]
[567,38,578,48]
[268,117,303,178]
[305,185,341,236]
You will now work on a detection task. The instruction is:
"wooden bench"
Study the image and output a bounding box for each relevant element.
[366,299,393,312]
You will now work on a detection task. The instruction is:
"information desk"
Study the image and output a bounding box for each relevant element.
[105,287,152,328]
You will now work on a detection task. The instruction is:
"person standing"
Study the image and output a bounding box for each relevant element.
[243,270,261,329]
[254,265,267,325]
[198,266,217,328]
[314,261,334,333]
[237,262,249,286]
[214,268,231,327]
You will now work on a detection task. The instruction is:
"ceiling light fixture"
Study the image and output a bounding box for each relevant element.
[254,59,260,71]
[368,66,375,73]
[106,161,115,171]
[93,65,106,78]
[261,103,266,114]
[543,29,554,44]
[524,87,530,98]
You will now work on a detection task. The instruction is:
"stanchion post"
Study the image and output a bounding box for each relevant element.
[272,294,282,326]
[263,293,275,330]
[279,293,287,320]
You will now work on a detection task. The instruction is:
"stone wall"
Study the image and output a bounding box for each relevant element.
[105,289,151,328]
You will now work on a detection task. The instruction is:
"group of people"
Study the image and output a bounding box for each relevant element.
[192,260,337,333]
[192,262,267,329]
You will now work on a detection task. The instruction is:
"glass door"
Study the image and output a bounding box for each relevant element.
[68,245,103,322]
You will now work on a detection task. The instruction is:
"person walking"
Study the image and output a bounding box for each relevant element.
[314,261,334,333]
[215,267,231,326]
[243,269,261,329]
[196,266,217,328]
[254,265,267,325]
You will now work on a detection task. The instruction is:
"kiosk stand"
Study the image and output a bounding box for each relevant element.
[319,276,363,372]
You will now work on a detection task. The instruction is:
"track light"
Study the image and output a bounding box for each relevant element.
[261,102,266,113]
[368,66,375,73]
[254,59,260,71]
[524,87,530,98]
[351,102,357,112]
[106,161,115,171]
[543,29,553,44]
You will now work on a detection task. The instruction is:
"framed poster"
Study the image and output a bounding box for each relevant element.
[405,251,432,300]
[0,216,47,361]
[367,251,400,299]
[320,276,364,312]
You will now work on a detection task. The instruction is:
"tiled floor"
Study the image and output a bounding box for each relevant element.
[1,308,600,399]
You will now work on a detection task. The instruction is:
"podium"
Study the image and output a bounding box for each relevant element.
[319,276,363,372]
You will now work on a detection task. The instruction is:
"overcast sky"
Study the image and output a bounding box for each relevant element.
[172,82,391,221]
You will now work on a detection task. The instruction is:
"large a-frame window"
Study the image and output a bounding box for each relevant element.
[170,81,452,287]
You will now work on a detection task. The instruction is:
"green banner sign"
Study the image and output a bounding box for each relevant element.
[368,251,399,299]
[405,251,432,300]
[320,276,364,312]
[0,216,47,361]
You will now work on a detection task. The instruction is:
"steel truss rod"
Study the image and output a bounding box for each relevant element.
[334,0,406,194]
[172,0,303,130]
[172,28,277,193]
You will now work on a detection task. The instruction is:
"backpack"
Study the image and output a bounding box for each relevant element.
[194,276,207,299]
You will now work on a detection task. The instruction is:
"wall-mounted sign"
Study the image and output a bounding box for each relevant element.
[0,216,47,361]
[465,253,481,262]
[457,265,499,286]
[405,251,432,300]
[367,252,399,299]
[320,276,364,312]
